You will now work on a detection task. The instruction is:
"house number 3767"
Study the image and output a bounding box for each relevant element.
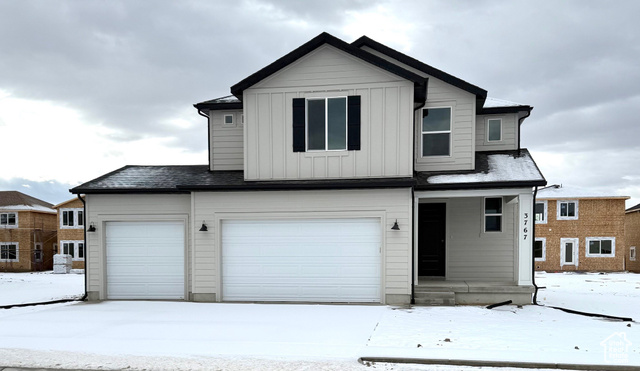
[523,212,529,240]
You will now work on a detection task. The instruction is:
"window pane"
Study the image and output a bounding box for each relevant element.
[327,97,346,150]
[568,203,575,217]
[485,216,501,232]
[63,211,68,226]
[69,211,74,226]
[307,99,326,150]
[422,133,450,156]
[224,115,233,124]
[422,108,451,132]
[8,213,15,225]
[69,243,75,258]
[485,198,502,214]
[488,120,501,141]
[589,240,600,254]
[1,214,6,225]
[78,243,84,258]
[601,240,612,254]
[534,241,543,258]
[565,243,573,262]
[535,203,545,221]
[560,203,567,217]
[8,245,16,260]
[78,211,84,226]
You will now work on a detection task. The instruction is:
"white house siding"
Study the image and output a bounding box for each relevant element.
[84,194,191,300]
[475,113,518,151]
[192,188,413,304]
[359,46,476,172]
[447,197,517,281]
[243,45,415,181]
[209,110,244,171]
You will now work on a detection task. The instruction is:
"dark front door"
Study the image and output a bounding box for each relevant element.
[418,203,446,277]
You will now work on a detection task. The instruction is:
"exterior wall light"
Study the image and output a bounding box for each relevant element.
[391,219,400,230]
[87,222,96,232]
[199,221,208,232]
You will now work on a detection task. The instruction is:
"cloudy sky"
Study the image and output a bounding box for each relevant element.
[1,0,639,207]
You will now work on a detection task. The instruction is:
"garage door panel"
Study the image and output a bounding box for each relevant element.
[222,218,381,302]
[106,221,185,300]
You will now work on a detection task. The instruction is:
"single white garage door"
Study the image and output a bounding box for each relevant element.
[106,221,185,299]
[222,218,381,302]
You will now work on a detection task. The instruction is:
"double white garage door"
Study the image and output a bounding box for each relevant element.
[106,218,381,302]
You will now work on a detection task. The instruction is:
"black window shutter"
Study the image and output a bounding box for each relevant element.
[292,98,305,152]
[347,95,361,150]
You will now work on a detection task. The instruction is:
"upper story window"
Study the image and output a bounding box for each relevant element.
[307,97,347,151]
[292,96,361,153]
[422,107,451,157]
[487,119,502,142]
[61,208,84,229]
[484,197,502,232]
[535,201,547,224]
[557,200,578,220]
[0,212,17,228]
[223,114,234,126]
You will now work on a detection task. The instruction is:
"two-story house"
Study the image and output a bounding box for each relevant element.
[52,197,86,270]
[625,203,640,272]
[534,185,629,272]
[71,33,546,305]
[0,191,57,272]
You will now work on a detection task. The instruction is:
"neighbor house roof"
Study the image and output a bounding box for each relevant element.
[537,185,629,200]
[0,191,55,213]
[194,95,242,111]
[414,149,546,191]
[52,196,84,209]
[480,97,533,115]
[224,32,428,105]
[627,203,640,213]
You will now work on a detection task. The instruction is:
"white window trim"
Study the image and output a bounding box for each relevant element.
[60,208,84,229]
[534,237,546,261]
[483,196,503,233]
[305,97,348,152]
[60,240,85,261]
[240,113,244,126]
[560,238,579,267]
[34,242,43,263]
[421,106,453,158]
[223,113,234,127]
[486,118,502,142]
[0,212,18,229]
[585,237,616,258]
[631,246,637,261]
[557,200,579,220]
[535,200,547,224]
[0,242,19,262]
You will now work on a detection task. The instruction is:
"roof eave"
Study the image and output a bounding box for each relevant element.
[416,179,547,191]
[480,105,533,115]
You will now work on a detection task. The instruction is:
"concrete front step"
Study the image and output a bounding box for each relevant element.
[414,291,456,306]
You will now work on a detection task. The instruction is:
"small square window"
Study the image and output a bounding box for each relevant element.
[484,197,503,232]
[557,200,578,220]
[487,119,502,142]
[223,114,234,126]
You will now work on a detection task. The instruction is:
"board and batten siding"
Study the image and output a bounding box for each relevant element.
[192,188,413,304]
[243,44,415,181]
[446,197,517,281]
[475,113,518,151]
[84,194,191,300]
[359,45,477,172]
[209,110,244,171]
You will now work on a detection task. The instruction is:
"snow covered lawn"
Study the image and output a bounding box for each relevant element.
[0,272,638,370]
[0,270,85,306]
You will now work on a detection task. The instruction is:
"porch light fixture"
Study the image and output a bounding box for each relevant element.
[87,222,96,232]
[391,219,400,230]
[199,221,208,232]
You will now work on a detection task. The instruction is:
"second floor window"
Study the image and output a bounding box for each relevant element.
[487,119,502,142]
[307,97,347,151]
[0,212,17,227]
[61,209,84,228]
[535,201,547,223]
[557,200,578,220]
[422,107,451,157]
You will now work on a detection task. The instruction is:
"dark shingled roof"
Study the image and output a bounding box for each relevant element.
[71,150,545,194]
[0,191,53,208]
[627,203,640,213]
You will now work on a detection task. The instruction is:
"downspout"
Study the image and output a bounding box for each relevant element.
[517,110,531,151]
[197,108,210,171]
[411,99,427,305]
[531,186,539,305]
[77,194,88,301]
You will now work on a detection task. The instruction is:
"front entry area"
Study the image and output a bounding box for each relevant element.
[418,203,446,277]
[221,218,381,303]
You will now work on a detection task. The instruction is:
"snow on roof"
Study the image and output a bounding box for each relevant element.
[537,185,629,199]
[427,153,544,185]
[0,204,56,213]
[483,97,526,108]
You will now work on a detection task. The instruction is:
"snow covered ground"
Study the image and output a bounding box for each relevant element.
[0,270,85,306]
[0,271,637,370]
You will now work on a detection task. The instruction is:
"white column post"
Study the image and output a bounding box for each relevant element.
[517,191,533,285]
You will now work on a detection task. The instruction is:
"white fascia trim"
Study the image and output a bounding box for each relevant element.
[415,187,533,199]
[585,237,616,258]
[0,242,19,262]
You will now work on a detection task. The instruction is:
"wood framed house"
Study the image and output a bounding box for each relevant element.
[625,203,640,272]
[534,185,629,272]
[71,32,546,305]
[0,191,57,272]
[52,197,86,270]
